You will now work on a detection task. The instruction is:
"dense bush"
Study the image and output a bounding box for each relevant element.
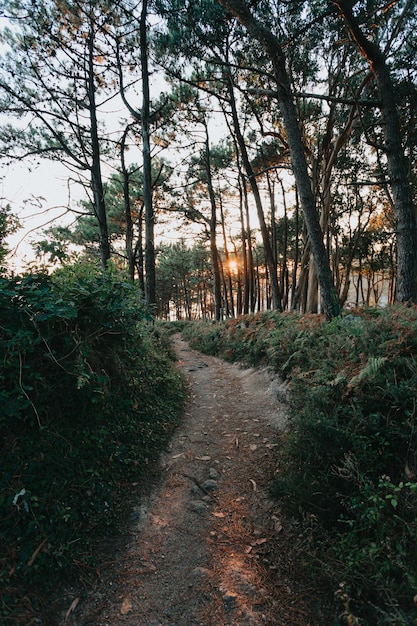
[183,309,417,625]
[0,264,185,623]
[182,311,301,364]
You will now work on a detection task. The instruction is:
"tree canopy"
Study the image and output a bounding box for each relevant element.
[1,0,416,317]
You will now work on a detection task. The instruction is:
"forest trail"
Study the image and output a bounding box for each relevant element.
[61,335,331,625]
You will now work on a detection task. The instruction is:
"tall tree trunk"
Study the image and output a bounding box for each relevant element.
[226,72,282,311]
[237,176,248,315]
[87,22,110,268]
[307,60,365,311]
[279,179,289,310]
[140,0,156,310]
[232,240,243,315]
[218,252,230,317]
[204,126,223,321]
[292,219,310,313]
[120,125,135,281]
[255,252,261,311]
[333,0,417,303]
[135,206,145,294]
[230,123,250,314]
[218,0,340,319]
[266,172,278,265]
[243,180,256,312]
[219,191,235,317]
[290,188,300,310]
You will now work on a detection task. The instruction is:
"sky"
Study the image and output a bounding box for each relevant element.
[1,137,226,273]
[1,84,251,273]
[0,6,270,274]
[2,160,83,271]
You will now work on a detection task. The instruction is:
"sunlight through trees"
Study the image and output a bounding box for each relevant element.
[1,0,416,317]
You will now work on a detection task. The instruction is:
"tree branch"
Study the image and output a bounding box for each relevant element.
[246,87,381,108]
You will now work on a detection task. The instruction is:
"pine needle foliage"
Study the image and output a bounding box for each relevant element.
[183,308,417,624]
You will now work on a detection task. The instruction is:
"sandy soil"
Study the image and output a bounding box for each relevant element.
[59,335,332,626]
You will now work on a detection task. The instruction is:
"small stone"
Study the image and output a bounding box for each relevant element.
[189,500,208,513]
[208,467,219,479]
[223,591,238,611]
[192,567,213,578]
[239,581,256,595]
[202,479,218,491]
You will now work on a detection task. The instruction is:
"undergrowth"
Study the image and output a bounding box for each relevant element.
[0,263,186,624]
[183,309,417,625]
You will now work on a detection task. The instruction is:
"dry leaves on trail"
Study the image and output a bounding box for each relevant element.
[120,596,133,615]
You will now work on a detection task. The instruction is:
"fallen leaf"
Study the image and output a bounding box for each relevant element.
[64,597,80,622]
[195,455,211,461]
[212,511,225,518]
[252,538,268,546]
[249,479,257,491]
[120,596,133,615]
[144,562,157,571]
[249,444,258,451]
[27,538,48,567]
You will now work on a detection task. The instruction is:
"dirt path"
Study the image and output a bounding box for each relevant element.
[61,336,331,625]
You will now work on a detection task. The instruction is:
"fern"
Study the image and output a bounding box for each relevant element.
[349,356,387,387]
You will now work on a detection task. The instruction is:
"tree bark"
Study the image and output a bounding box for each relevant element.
[87,20,110,268]
[226,116,251,314]
[332,0,417,303]
[120,125,135,281]
[217,0,341,319]
[204,126,223,321]
[278,179,289,310]
[290,188,300,310]
[219,191,235,317]
[243,181,256,313]
[140,0,156,310]
[226,72,282,311]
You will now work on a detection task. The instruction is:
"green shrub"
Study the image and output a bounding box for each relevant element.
[0,263,186,623]
[182,311,300,365]
[182,319,225,355]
